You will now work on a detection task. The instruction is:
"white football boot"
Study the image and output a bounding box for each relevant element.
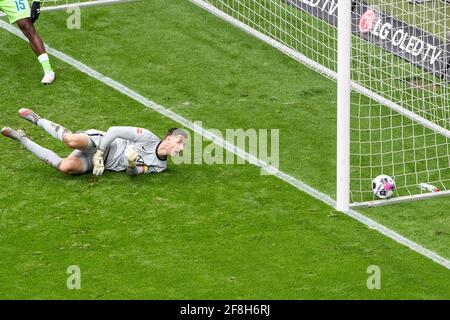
[41,71,55,85]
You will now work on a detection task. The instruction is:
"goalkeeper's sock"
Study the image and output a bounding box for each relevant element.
[20,137,62,169]
[37,118,72,142]
[38,53,53,74]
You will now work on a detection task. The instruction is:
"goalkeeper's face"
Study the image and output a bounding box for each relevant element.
[165,134,186,157]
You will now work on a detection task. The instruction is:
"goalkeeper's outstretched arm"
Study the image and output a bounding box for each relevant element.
[98,127,150,151]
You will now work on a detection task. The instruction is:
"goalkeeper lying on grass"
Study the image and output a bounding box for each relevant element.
[1,109,187,176]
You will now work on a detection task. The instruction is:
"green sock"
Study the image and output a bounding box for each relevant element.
[38,53,54,73]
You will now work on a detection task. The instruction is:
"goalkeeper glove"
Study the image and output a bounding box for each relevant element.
[30,1,41,24]
[125,145,139,169]
[92,150,105,176]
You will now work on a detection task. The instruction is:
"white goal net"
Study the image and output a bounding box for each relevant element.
[191,0,450,207]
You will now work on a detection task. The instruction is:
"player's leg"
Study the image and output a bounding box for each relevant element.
[15,18,55,85]
[18,108,103,151]
[15,18,44,56]
[63,133,92,150]
[58,152,92,175]
[4,0,56,86]
[2,127,91,175]
[19,108,75,144]
[1,127,62,169]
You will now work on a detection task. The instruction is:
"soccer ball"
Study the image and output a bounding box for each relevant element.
[372,175,396,199]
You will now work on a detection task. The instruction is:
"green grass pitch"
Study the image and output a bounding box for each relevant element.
[0,0,449,299]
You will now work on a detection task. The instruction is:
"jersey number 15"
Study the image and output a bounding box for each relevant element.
[15,0,26,11]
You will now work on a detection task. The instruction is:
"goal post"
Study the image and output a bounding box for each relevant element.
[337,0,352,212]
[190,0,450,209]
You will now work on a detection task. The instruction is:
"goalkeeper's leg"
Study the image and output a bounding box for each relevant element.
[2,127,62,169]
[18,108,94,150]
[58,154,91,175]
[2,127,90,175]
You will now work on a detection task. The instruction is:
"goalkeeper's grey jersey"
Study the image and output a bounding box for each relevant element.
[97,127,167,173]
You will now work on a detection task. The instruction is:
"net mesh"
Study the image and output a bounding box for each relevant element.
[195,0,450,203]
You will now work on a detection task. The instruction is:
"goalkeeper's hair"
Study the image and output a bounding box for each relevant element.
[164,128,187,139]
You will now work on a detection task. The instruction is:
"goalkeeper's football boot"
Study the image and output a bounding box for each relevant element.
[1,127,26,141]
[19,108,41,125]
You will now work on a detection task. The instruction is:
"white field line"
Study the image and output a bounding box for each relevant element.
[0,0,138,17]
[1,19,449,271]
[42,0,139,12]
